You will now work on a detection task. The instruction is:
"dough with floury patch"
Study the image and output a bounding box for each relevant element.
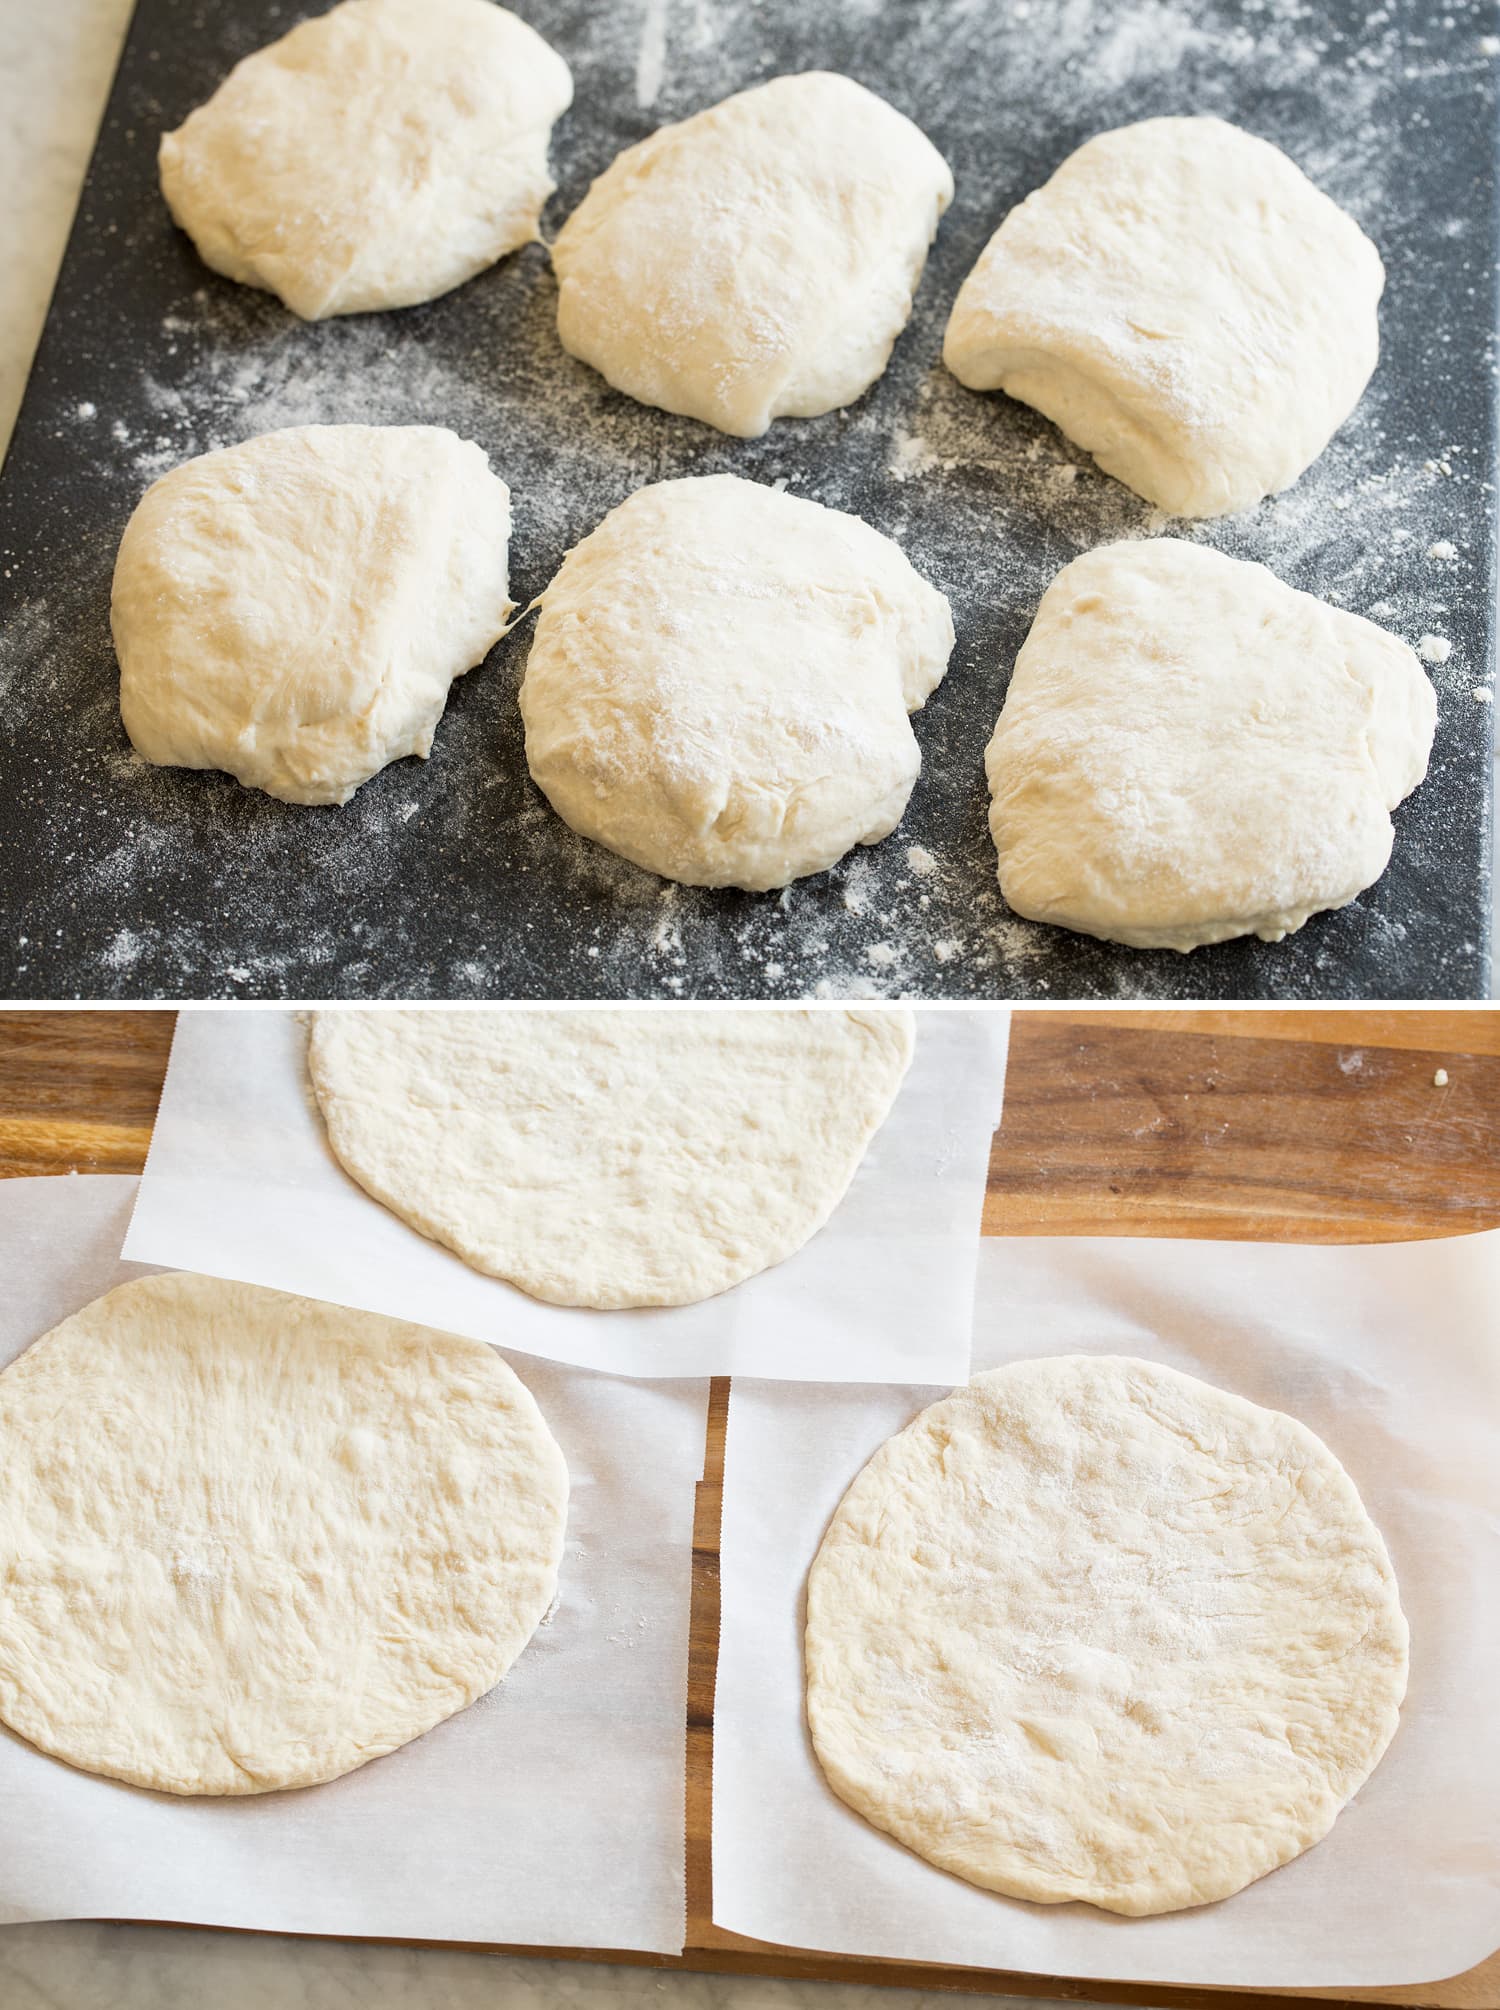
[985,539,1435,951]
[806,1354,1408,1917]
[551,72,953,437]
[309,1006,914,1309]
[112,424,513,806]
[943,117,1384,517]
[159,0,572,319]
[0,1273,567,1796]
[520,475,954,890]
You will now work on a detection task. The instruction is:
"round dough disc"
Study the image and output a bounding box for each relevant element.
[159,0,573,319]
[943,116,1384,517]
[552,72,952,436]
[985,538,1435,951]
[113,424,513,806]
[0,1272,567,1796]
[520,474,954,890]
[309,1006,915,1308]
[806,1355,1408,1917]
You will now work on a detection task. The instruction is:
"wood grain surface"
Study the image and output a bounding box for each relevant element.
[1,1005,1497,2010]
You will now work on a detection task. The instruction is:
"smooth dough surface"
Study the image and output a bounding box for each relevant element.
[160,0,573,319]
[806,1354,1408,1917]
[943,117,1384,517]
[113,424,513,806]
[985,538,1435,951]
[520,475,954,890]
[552,72,953,437]
[0,1272,566,1796]
[309,1006,915,1308]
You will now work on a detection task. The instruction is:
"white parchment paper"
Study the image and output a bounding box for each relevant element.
[0,1175,705,1954]
[122,1007,1010,1383]
[714,1233,1500,1989]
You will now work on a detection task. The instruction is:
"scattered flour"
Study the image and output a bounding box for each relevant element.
[1,0,1491,1001]
[634,0,668,108]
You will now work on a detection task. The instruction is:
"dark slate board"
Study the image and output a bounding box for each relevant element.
[0,0,1495,1001]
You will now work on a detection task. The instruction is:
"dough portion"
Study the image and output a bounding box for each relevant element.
[309,1006,914,1308]
[552,73,953,436]
[113,425,513,806]
[160,0,573,319]
[0,1272,566,1796]
[943,117,1384,517]
[520,475,954,890]
[806,1354,1408,1917]
[985,538,1435,951]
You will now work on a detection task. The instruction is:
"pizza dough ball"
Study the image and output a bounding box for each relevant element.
[806,1355,1408,1916]
[159,0,573,319]
[520,475,953,889]
[113,424,513,806]
[0,1273,566,1796]
[985,539,1435,951]
[944,117,1384,517]
[551,73,953,436]
[309,1006,915,1308]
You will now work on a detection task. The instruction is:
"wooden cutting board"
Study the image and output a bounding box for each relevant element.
[1,1007,1497,2010]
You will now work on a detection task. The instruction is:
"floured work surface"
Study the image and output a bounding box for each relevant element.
[0,0,1494,1001]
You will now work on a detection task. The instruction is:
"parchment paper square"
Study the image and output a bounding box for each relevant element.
[714,1233,1500,1988]
[123,1006,1009,1382]
[0,1176,704,1955]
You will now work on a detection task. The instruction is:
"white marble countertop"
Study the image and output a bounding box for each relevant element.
[0,1922,1103,2010]
[0,0,133,464]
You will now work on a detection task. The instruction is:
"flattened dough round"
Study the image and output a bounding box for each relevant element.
[943,117,1384,517]
[552,72,953,436]
[985,538,1435,950]
[806,1354,1408,1917]
[0,1272,567,1796]
[160,0,573,319]
[113,424,513,806]
[520,475,954,890]
[309,1006,915,1308]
